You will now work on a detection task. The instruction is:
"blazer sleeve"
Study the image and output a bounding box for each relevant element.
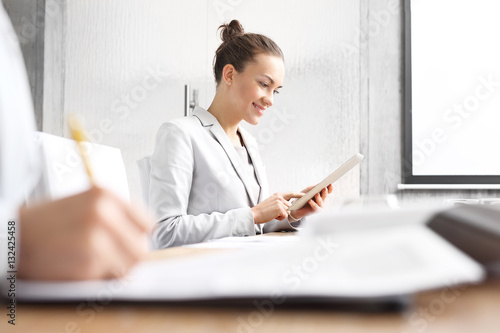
[262,214,306,233]
[149,122,256,249]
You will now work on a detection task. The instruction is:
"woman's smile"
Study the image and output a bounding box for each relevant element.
[252,102,266,116]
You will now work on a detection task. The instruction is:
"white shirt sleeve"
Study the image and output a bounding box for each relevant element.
[0,3,39,297]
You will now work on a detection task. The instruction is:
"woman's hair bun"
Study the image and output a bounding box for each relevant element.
[219,20,245,43]
[213,19,283,85]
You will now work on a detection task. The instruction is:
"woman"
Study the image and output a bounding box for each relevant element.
[149,20,332,249]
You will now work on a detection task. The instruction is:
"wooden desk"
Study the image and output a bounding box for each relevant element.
[4,234,500,333]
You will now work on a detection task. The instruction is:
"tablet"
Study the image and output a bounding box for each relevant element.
[287,153,364,211]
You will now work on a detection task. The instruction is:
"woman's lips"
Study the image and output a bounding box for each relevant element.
[253,102,265,115]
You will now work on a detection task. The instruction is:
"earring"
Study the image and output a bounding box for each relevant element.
[228,81,232,86]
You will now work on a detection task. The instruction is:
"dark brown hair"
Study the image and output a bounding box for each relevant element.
[213,20,284,85]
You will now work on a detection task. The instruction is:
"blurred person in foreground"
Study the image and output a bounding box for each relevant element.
[0,3,151,289]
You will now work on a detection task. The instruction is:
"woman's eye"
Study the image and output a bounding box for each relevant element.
[273,90,280,95]
[260,82,269,88]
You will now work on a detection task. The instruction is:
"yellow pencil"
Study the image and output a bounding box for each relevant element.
[68,114,95,186]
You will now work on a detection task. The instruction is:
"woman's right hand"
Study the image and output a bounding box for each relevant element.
[251,192,304,224]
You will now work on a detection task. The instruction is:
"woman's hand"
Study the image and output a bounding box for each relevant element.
[18,186,152,281]
[251,192,304,224]
[289,184,333,220]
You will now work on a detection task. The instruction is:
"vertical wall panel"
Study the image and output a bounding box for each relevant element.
[3,0,45,130]
[43,0,65,136]
[359,0,370,196]
[364,0,403,196]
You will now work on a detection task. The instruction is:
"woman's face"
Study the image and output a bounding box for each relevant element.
[229,53,285,125]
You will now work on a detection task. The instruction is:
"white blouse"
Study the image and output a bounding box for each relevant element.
[233,144,261,205]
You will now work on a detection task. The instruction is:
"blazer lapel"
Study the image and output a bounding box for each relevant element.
[192,107,258,206]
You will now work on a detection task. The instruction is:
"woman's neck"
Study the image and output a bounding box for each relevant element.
[207,91,242,145]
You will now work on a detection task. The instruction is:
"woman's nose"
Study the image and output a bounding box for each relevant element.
[263,92,273,107]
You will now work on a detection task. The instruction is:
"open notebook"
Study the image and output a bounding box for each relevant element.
[16,206,485,307]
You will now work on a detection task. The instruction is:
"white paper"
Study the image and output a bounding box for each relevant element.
[32,132,130,201]
[17,223,484,302]
[185,235,300,249]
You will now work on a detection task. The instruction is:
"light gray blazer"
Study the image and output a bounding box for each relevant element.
[149,107,300,248]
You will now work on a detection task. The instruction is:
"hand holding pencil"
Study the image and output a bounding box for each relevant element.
[18,115,153,281]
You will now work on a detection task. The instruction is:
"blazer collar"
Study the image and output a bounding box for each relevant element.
[192,106,217,127]
[192,107,262,206]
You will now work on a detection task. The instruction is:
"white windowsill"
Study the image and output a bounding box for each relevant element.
[397,184,500,190]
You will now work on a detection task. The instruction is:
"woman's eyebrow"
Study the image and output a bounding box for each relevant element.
[262,74,283,89]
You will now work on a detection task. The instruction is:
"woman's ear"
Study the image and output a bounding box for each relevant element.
[222,64,235,86]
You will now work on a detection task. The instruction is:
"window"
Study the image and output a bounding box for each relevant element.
[404,0,500,186]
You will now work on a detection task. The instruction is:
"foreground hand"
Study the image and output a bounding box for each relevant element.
[18,186,152,281]
[289,184,333,220]
[251,192,304,224]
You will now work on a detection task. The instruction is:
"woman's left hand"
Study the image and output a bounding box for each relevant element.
[289,184,333,220]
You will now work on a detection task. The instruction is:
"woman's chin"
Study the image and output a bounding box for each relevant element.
[250,118,261,125]
[244,116,260,126]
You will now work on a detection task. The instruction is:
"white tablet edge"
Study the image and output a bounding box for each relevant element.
[287,153,364,212]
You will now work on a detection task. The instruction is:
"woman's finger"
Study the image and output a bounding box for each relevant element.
[314,192,323,207]
[279,197,292,208]
[308,198,321,211]
[320,188,327,201]
[282,192,305,201]
[276,204,288,220]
